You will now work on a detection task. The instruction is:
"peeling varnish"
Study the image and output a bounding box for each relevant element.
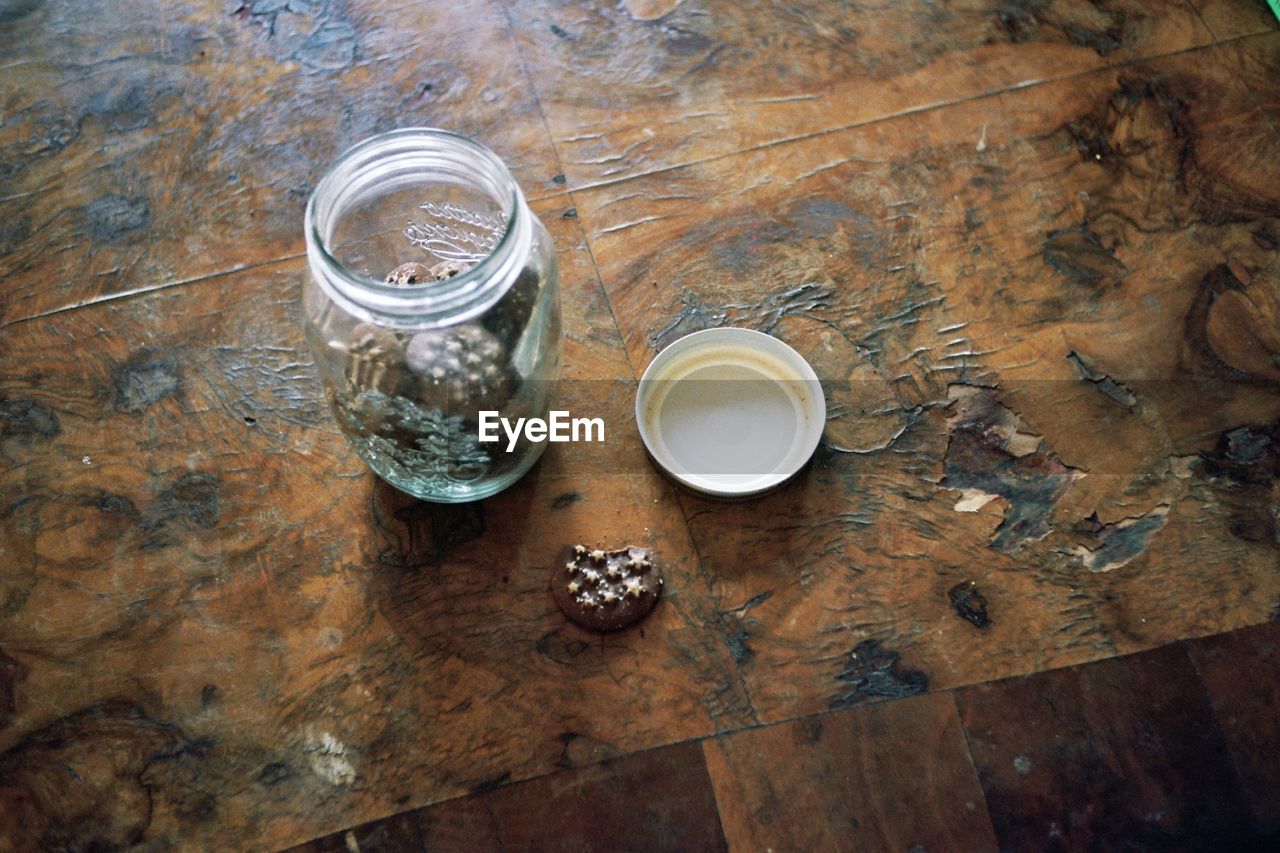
[675,110,731,120]
[897,346,933,364]
[942,385,1084,551]
[303,727,357,786]
[572,136,655,166]
[825,417,911,455]
[1066,350,1137,410]
[944,388,1043,460]
[953,488,999,513]
[583,193,645,217]
[881,295,945,323]
[753,92,823,104]
[598,215,668,235]
[1168,455,1197,479]
[1069,505,1170,572]
[727,590,774,617]
[794,156,882,182]
[622,0,686,22]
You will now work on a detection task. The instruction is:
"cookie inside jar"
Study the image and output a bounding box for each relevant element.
[301,129,562,503]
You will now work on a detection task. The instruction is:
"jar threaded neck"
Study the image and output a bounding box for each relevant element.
[304,128,531,328]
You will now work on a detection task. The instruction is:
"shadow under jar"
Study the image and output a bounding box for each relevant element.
[302,129,561,502]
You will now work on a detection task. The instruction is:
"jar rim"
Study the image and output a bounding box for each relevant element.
[304,127,528,326]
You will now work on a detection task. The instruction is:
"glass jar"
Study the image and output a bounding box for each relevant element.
[301,129,561,503]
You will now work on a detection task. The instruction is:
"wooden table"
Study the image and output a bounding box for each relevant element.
[3,1,1279,849]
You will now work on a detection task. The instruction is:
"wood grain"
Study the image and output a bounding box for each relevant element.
[1226,26,1280,132]
[957,644,1255,850]
[284,809,424,853]
[703,692,997,852]
[416,795,505,852]
[0,197,748,850]
[0,0,564,326]
[307,741,730,852]
[5,1,1280,848]
[476,741,727,852]
[507,0,1212,187]
[570,34,1280,721]
[1189,0,1280,40]
[1189,621,1280,832]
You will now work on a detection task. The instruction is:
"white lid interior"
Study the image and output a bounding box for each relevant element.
[636,328,825,497]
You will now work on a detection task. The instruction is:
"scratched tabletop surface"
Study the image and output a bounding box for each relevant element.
[2,1,1280,850]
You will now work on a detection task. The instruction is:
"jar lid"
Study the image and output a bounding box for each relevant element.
[635,328,826,498]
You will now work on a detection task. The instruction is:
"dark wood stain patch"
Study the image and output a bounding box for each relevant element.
[0,217,31,255]
[0,648,28,729]
[726,628,754,665]
[948,581,991,628]
[942,386,1080,552]
[551,490,583,509]
[113,352,182,413]
[830,639,928,709]
[142,472,221,549]
[994,3,1127,56]
[1201,421,1280,550]
[257,761,293,786]
[233,0,358,71]
[0,0,41,25]
[721,590,774,666]
[0,397,61,442]
[1042,226,1128,289]
[85,194,151,243]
